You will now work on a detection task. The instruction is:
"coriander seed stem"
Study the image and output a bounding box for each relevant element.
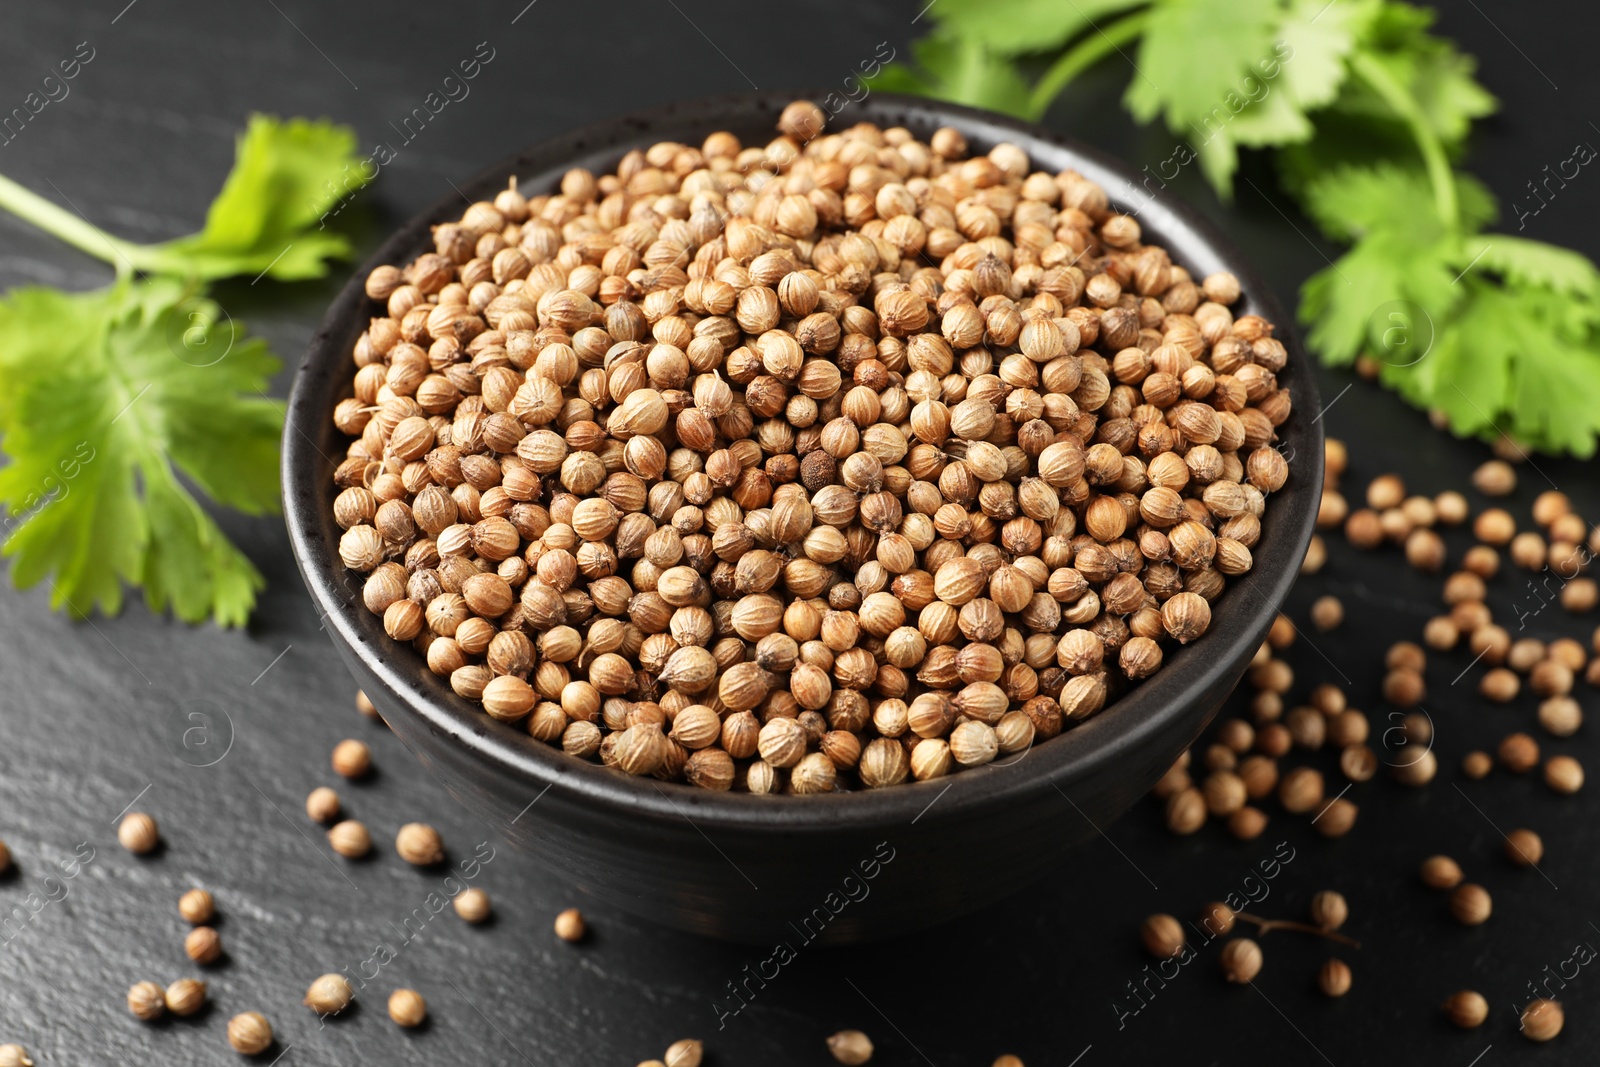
[1348,52,1459,229]
[1234,911,1361,948]
[1028,10,1152,120]
[0,171,154,278]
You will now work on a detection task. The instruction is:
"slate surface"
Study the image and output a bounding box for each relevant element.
[0,1,1596,1063]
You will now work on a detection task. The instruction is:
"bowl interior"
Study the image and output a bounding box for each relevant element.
[283,89,1324,834]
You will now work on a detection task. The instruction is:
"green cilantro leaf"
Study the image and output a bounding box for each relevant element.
[1125,0,1282,134]
[145,114,371,282]
[870,35,1033,117]
[0,279,281,625]
[1463,235,1600,299]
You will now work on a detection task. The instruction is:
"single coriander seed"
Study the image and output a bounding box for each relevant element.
[664,1038,704,1067]
[186,925,224,965]
[395,822,444,866]
[327,820,372,859]
[453,887,491,924]
[554,907,586,942]
[1443,990,1488,1028]
[993,1057,1025,1067]
[356,689,379,718]
[127,980,166,1021]
[1521,998,1563,1042]
[1317,959,1352,998]
[1140,913,1185,959]
[1545,755,1584,795]
[178,887,215,924]
[1449,883,1492,926]
[0,1045,32,1067]
[332,739,372,779]
[1504,828,1544,867]
[388,988,427,1028]
[306,786,342,823]
[227,1011,273,1055]
[165,978,207,1017]
[1220,938,1263,983]
[304,973,354,1015]
[1308,890,1348,931]
[118,811,160,854]
[1420,855,1463,890]
[827,1029,874,1065]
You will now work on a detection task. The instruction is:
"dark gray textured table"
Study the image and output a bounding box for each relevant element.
[1,1,1597,1063]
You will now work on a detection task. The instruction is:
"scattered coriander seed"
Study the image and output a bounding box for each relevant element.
[1278,767,1324,814]
[1228,806,1269,840]
[1314,798,1358,838]
[1220,938,1263,983]
[453,887,491,924]
[395,822,444,866]
[388,988,427,1028]
[1140,913,1185,959]
[304,973,355,1016]
[179,888,215,925]
[331,739,372,779]
[1461,751,1492,779]
[1317,959,1352,998]
[165,978,207,1017]
[186,925,224,965]
[664,1038,704,1067]
[1309,890,1348,931]
[1392,749,1437,787]
[1449,883,1492,926]
[1310,596,1343,632]
[356,690,379,718]
[1562,578,1599,613]
[554,907,586,943]
[327,820,372,859]
[1165,788,1207,834]
[0,1045,32,1067]
[1201,902,1237,937]
[1471,459,1516,496]
[993,1057,1024,1067]
[1545,755,1584,795]
[127,980,166,1021]
[306,786,342,824]
[1367,474,1406,511]
[1443,990,1488,1029]
[227,1011,273,1055]
[827,1029,874,1065]
[1480,668,1519,703]
[1504,828,1544,867]
[1499,733,1540,773]
[1521,998,1563,1042]
[118,811,160,854]
[1420,855,1463,890]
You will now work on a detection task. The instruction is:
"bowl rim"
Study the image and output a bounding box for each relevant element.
[283,88,1324,833]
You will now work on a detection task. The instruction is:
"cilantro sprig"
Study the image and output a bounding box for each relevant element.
[0,115,369,625]
[875,0,1600,458]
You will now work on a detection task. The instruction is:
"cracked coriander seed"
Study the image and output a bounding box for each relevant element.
[388,988,427,1028]
[118,811,160,854]
[227,1011,273,1055]
[166,978,207,1017]
[127,980,166,1021]
[827,1029,874,1065]
[178,887,215,924]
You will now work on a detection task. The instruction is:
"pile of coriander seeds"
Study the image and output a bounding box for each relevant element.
[329,99,1294,794]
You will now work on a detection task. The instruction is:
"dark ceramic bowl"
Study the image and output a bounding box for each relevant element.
[285,90,1323,944]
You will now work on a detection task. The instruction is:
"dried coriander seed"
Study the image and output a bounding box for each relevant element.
[165,978,207,1017]
[396,822,445,866]
[118,811,160,854]
[1545,755,1584,795]
[304,973,354,1016]
[1140,913,1185,959]
[1504,828,1544,867]
[356,690,379,718]
[331,739,372,779]
[328,820,372,859]
[1317,959,1352,997]
[554,907,586,942]
[1220,938,1263,983]
[178,887,216,924]
[227,1011,273,1055]
[1449,883,1492,926]
[1308,890,1347,931]
[186,925,224,964]
[827,1029,874,1065]
[306,786,342,823]
[1521,998,1563,1042]
[127,980,166,1021]
[664,1038,703,1067]
[1420,855,1463,890]
[1443,990,1488,1029]
[453,887,492,923]
[0,1047,31,1067]
[388,988,427,1028]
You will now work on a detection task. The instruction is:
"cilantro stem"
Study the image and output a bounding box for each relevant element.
[0,171,160,279]
[1348,52,1458,230]
[1028,11,1151,121]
